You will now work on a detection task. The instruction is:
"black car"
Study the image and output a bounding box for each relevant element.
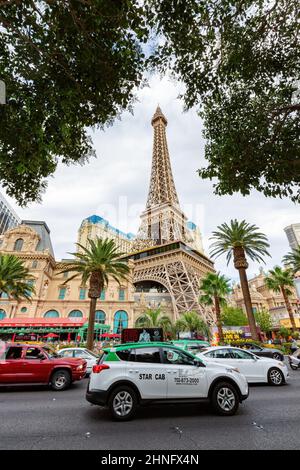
[236,342,284,361]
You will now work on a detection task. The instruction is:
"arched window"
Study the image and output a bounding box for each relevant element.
[44,310,59,318]
[0,309,6,320]
[68,310,83,318]
[14,238,24,251]
[113,310,128,333]
[95,310,106,324]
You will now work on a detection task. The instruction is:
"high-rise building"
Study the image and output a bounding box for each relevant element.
[77,215,135,254]
[0,192,20,235]
[284,224,300,251]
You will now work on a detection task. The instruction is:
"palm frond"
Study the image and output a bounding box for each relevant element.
[283,248,300,274]
[265,266,295,295]
[0,254,35,301]
[210,219,270,265]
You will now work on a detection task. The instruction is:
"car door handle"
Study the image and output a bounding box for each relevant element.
[129,369,139,373]
[167,370,177,374]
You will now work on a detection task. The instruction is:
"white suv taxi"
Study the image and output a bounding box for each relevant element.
[86,342,249,420]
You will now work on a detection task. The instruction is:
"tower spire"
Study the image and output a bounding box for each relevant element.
[146,106,180,209]
[137,107,188,245]
[151,105,168,126]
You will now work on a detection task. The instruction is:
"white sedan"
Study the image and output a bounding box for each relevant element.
[57,348,99,375]
[197,346,289,386]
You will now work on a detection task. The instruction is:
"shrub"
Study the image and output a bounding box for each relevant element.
[224,339,262,347]
[263,344,276,349]
[281,342,292,355]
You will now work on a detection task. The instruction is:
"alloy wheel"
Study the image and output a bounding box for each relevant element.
[216,387,236,412]
[55,374,67,389]
[113,391,133,417]
[269,369,283,385]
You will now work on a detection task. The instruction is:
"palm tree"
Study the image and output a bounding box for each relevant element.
[0,254,35,301]
[210,219,270,341]
[60,238,129,350]
[175,311,210,340]
[265,266,297,331]
[135,307,173,330]
[199,272,231,344]
[282,247,300,274]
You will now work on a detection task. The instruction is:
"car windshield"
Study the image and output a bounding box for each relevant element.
[42,347,58,358]
[181,348,203,362]
[187,345,207,354]
[84,349,99,358]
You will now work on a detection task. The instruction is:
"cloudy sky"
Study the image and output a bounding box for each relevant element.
[2,75,299,281]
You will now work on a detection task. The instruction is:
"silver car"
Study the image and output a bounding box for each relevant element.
[57,348,99,375]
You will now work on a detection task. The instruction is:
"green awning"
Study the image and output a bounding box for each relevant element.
[0,323,111,334]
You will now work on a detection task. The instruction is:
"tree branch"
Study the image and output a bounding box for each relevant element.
[272,103,300,115]
[0,13,82,92]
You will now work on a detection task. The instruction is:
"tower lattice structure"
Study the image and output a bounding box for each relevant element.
[137,106,189,245]
[130,107,215,323]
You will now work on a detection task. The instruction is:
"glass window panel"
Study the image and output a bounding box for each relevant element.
[79,288,86,300]
[95,310,106,324]
[162,347,194,366]
[131,347,161,363]
[58,288,66,300]
[44,310,59,318]
[68,310,83,318]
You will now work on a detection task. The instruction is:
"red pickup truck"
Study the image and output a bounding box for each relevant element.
[0,343,87,391]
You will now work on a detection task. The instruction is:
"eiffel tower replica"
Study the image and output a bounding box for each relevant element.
[128,106,215,322]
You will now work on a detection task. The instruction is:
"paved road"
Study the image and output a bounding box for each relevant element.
[1,366,300,450]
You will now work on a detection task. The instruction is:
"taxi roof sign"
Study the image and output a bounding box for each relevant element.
[121,328,164,344]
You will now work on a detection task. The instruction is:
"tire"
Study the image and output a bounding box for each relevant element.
[50,369,71,391]
[272,353,283,361]
[108,385,138,421]
[268,367,284,386]
[210,381,239,416]
[290,364,298,371]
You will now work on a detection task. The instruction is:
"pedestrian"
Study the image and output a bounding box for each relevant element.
[291,338,298,354]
